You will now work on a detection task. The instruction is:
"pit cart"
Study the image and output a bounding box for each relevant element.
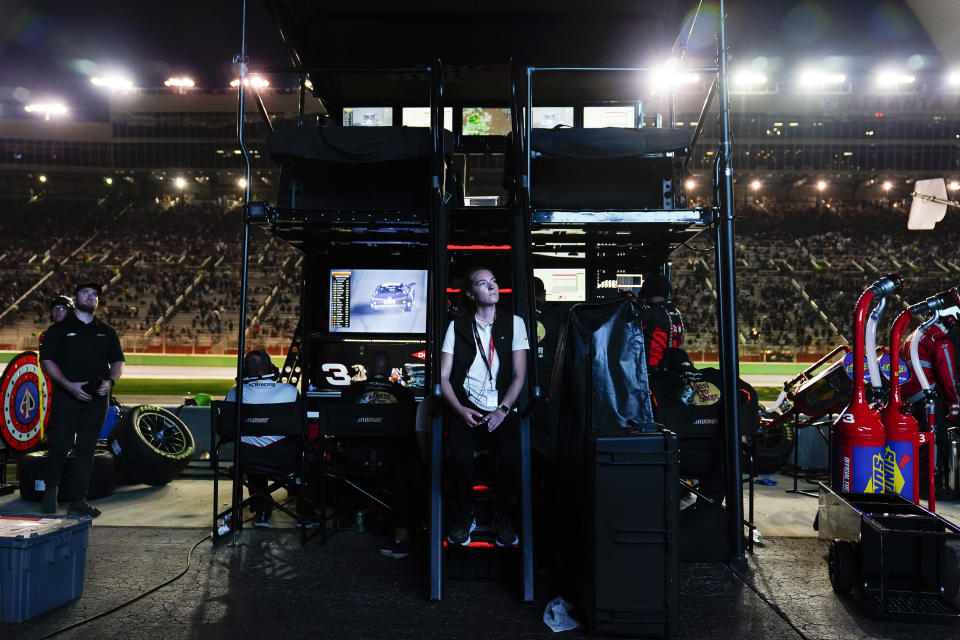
[818,482,960,617]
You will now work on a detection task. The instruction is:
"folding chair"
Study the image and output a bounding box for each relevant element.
[210,399,319,544]
[317,402,417,543]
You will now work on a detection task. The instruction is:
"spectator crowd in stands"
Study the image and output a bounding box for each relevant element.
[1,195,956,358]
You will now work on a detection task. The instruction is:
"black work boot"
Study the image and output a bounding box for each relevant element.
[42,485,59,514]
[68,499,101,518]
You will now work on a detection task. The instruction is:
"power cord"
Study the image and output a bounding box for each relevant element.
[39,533,211,639]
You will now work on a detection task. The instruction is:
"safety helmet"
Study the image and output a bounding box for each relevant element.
[50,294,74,311]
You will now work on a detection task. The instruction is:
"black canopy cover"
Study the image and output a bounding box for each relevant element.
[261,1,702,69]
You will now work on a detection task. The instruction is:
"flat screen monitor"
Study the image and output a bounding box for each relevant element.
[534,268,586,302]
[329,268,428,333]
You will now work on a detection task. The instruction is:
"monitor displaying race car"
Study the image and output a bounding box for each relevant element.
[329,268,428,333]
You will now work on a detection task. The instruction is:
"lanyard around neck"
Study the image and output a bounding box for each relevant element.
[472,315,496,382]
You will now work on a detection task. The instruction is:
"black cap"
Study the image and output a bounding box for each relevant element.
[640,274,670,300]
[74,282,102,297]
[50,294,74,310]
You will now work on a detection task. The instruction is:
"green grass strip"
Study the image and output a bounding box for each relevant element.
[0,351,283,368]
[112,378,234,397]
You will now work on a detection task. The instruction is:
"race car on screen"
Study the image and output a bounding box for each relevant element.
[369,282,416,312]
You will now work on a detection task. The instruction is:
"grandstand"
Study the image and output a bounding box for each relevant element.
[0,195,300,354]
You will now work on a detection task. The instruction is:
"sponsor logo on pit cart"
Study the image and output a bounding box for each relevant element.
[877,354,911,384]
[679,381,721,406]
[883,442,912,497]
[842,353,873,384]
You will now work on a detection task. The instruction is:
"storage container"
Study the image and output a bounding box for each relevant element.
[0,515,91,622]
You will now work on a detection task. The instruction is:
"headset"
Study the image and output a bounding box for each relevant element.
[238,349,281,383]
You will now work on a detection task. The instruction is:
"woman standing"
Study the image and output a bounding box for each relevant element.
[440,267,529,547]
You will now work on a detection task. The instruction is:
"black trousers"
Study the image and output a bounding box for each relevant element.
[45,391,108,501]
[394,438,425,531]
[241,438,300,512]
[447,402,521,515]
[911,397,952,486]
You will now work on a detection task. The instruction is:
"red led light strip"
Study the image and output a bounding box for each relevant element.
[446,245,512,250]
[446,288,513,293]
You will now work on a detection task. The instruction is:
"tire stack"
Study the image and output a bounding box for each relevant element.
[108,405,195,486]
[17,449,116,502]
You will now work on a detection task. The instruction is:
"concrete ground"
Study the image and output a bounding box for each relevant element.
[1,469,959,639]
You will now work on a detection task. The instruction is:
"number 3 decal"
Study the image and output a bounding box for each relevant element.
[321,363,351,386]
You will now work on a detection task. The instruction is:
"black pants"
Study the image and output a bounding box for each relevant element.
[912,397,953,487]
[45,392,108,501]
[447,402,521,515]
[394,438,425,531]
[241,438,300,512]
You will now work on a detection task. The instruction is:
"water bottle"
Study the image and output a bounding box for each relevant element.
[355,510,365,533]
[217,503,233,536]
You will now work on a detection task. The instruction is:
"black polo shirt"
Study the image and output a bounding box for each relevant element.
[39,314,125,383]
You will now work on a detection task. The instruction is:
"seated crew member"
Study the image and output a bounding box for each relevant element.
[225,348,300,527]
[900,316,960,499]
[440,267,529,547]
[638,273,682,370]
[342,351,420,559]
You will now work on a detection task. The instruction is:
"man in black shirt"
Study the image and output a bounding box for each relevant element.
[39,282,125,517]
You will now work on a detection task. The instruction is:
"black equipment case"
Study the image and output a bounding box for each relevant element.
[585,428,679,637]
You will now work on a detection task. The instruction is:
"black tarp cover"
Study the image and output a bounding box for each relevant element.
[262,1,701,68]
[558,298,655,437]
[267,126,453,164]
[531,127,690,159]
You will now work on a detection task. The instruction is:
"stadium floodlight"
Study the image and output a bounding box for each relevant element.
[875,69,915,88]
[174,177,187,189]
[948,71,960,87]
[164,76,195,88]
[798,69,846,88]
[908,178,958,230]
[750,179,762,191]
[649,58,699,91]
[230,76,269,89]
[734,70,767,87]
[24,102,68,120]
[91,75,134,92]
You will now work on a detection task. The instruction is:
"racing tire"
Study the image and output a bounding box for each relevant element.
[828,540,856,594]
[753,422,796,474]
[943,544,960,600]
[17,449,116,501]
[108,405,194,486]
